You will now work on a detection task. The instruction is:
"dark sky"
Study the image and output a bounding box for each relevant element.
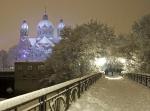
[0,0,150,50]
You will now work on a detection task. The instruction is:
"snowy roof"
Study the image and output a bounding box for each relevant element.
[29,38,36,46]
[37,36,55,47]
[38,20,54,29]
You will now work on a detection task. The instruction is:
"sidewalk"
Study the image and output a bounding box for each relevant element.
[68,76,150,111]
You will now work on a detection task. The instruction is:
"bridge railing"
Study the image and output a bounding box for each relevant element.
[126,73,150,88]
[0,73,102,111]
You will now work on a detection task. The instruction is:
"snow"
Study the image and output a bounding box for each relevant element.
[0,74,95,110]
[38,36,54,47]
[68,76,150,111]
[105,75,123,80]
[28,38,36,46]
[38,20,54,29]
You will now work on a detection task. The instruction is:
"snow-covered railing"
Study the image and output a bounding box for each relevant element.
[0,73,102,111]
[126,73,150,88]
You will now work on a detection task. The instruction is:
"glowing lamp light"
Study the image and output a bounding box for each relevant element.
[23,54,26,58]
[94,57,107,66]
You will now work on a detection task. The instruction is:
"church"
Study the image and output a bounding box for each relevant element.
[17,11,65,62]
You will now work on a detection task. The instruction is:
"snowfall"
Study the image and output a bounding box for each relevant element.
[68,75,150,111]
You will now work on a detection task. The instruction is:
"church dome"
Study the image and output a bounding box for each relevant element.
[57,19,65,30]
[21,20,29,30]
[37,14,54,29]
[37,14,54,37]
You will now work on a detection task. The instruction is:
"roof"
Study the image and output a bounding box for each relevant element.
[28,38,36,46]
[37,36,55,47]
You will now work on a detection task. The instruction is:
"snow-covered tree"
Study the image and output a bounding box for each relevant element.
[131,14,150,73]
[112,14,150,73]
[46,20,115,82]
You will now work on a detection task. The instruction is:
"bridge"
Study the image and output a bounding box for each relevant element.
[69,74,150,111]
[0,71,14,97]
[0,73,149,111]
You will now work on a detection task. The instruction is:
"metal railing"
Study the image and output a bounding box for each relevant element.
[0,73,102,111]
[126,73,150,88]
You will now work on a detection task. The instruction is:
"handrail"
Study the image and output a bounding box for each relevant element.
[126,73,150,88]
[0,73,102,111]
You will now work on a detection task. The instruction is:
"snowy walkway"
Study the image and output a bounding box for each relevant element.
[68,76,150,111]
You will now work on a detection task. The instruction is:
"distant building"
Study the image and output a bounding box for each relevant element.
[17,10,65,61]
[0,50,8,70]
[14,62,48,93]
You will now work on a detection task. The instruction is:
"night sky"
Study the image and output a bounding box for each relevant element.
[0,0,150,50]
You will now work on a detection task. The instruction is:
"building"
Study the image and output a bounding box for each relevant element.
[17,11,65,62]
[15,62,48,93]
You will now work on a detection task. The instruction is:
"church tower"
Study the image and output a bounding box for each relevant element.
[16,8,66,62]
[37,9,54,38]
[20,20,29,38]
[57,19,65,36]
[18,20,30,61]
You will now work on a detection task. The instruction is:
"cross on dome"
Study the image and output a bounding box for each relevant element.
[43,6,48,20]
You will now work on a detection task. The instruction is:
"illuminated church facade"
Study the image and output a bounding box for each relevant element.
[17,12,65,61]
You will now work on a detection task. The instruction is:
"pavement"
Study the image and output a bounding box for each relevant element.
[68,75,150,111]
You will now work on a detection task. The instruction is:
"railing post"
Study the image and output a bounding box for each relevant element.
[78,81,81,98]
[39,95,46,111]
[147,76,150,88]
[142,75,147,86]
[145,76,148,86]
[65,87,70,110]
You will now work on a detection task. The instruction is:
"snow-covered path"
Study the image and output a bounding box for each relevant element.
[68,76,150,111]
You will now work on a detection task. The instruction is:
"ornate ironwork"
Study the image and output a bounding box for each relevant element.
[127,73,150,88]
[0,73,102,111]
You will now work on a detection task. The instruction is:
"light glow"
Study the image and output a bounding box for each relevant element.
[94,57,107,66]
[23,54,26,58]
